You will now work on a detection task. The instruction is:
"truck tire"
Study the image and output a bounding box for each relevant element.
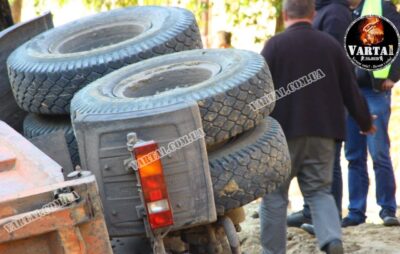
[71,49,274,147]
[0,12,54,132]
[23,114,80,167]
[209,117,291,213]
[8,6,202,115]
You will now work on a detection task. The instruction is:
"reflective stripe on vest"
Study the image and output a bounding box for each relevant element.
[361,0,391,79]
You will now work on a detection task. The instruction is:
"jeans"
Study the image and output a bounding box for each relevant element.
[345,88,396,222]
[260,137,342,254]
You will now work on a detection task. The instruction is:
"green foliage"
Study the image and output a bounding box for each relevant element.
[182,0,209,31]
[79,0,207,34]
[79,0,172,11]
[225,0,279,43]
[57,0,69,6]
[269,0,282,15]
[81,0,136,11]
[33,0,47,15]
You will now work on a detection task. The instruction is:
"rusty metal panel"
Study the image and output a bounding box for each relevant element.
[0,176,113,254]
[0,121,112,253]
[0,121,64,198]
[0,12,53,132]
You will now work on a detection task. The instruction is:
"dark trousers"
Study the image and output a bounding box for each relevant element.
[260,137,342,253]
[304,141,343,219]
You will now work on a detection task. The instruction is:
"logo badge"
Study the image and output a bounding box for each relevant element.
[344,15,399,71]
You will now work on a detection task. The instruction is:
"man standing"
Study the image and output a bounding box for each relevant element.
[313,0,352,45]
[342,0,400,227]
[288,0,354,229]
[259,0,376,253]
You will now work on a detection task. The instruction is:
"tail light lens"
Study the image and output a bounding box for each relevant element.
[133,141,174,230]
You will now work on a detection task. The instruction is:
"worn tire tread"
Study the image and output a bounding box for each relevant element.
[23,114,80,167]
[209,117,291,213]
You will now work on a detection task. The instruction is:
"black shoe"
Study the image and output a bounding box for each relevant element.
[383,216,400,226]
[380,210,400,227]
[322,240,343,254]
[341,217,363,228]
[287,210,312,227]
[300,223,315,235]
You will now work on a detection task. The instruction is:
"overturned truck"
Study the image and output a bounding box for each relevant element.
[0,6,291,254]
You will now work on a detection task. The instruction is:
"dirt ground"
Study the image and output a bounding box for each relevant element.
[239,201,400,254]
[239,84,400,254]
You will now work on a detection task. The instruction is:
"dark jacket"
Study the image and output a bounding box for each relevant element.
[313,0,353,46]
[353,0,400,88]
[261,22,372,140]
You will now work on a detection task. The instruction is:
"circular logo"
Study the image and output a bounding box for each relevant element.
[344,15,400,71]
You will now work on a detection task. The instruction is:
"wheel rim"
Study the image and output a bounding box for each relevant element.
[112,61,222,98]
[50,21,152,54]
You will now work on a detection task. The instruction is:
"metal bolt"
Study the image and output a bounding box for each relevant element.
[104,164,110,171]
[127,132,138,144]
[67,170,92,179]
[123,159,133,171]
[127,132,138,152]
[130,161,138,171]
[111,210,117,216]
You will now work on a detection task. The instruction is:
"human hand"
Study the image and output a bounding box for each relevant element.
[382,79,395,91]
[360,115,377,135]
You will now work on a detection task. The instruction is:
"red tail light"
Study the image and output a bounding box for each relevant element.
[133,141,174,230]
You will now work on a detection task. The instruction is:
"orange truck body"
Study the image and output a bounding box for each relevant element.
[0,121,113,254]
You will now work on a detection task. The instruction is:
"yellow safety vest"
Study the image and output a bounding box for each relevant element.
[361,0,391,79]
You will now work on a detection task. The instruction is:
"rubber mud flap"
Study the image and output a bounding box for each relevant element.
[71,101,216,237]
